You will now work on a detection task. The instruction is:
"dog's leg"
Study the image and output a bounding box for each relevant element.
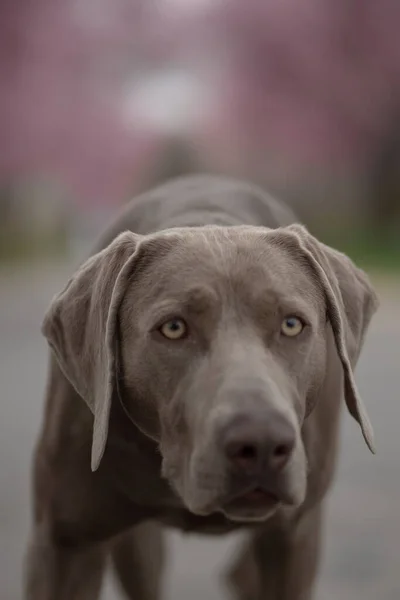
[111,521,165,600]
[25,524,107,600]
[227,504,323,600]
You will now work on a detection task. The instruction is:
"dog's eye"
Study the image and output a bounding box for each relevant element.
[281,316,304,337]
[159,318,188,340]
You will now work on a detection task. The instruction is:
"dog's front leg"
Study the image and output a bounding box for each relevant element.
[110,521,165,600]
[25,524,107,600]
[227,504,323,600]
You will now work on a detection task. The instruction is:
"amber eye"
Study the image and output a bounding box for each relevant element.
[281,316,304,337]
[159,318,187,340]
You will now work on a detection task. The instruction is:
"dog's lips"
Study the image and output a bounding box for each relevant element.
[242,487,278,503]
[223,486,280,511]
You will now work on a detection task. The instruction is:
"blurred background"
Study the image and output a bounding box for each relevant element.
[1,0,399,598]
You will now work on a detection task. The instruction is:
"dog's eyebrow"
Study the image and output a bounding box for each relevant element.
[245,288,319,328]
[143,286,218,327]
[184,286,219,313]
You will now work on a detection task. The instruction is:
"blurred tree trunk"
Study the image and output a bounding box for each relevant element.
[369,117,400,233]
[0,184,15,228]
[138,136,204,195]
[150,137,203,185]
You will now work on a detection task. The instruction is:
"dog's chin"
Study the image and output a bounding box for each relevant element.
[182,501,278,523]
[185,488,285,523]
[220,503,279,523]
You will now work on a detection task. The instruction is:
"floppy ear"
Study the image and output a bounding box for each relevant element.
[42,231,142,471]
[282,224,379,453]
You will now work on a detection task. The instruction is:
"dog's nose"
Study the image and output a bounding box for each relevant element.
[221,412,295,473]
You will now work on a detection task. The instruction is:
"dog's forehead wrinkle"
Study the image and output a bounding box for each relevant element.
[162,225,269,261]
[131,233,323,322]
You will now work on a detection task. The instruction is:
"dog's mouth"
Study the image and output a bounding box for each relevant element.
[226,485,279,507]
[220,485,281,521]
[242,486,278,504]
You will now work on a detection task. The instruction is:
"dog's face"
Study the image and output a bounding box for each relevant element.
[119,228,325,521]
[42,224,378,523]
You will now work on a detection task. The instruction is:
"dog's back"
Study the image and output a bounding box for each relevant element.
[95,175,297,249]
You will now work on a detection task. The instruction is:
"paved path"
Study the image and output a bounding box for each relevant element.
[1,263,399,599]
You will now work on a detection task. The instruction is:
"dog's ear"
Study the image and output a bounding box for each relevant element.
[42,231,142,471]
[279,224,379,453]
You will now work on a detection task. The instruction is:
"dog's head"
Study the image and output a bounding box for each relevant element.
[42,224,378,522]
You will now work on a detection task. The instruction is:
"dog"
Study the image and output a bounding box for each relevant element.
[25,175,378,599]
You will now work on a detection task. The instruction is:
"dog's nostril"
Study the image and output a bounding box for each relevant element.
[238,444,257,461]
[269,441,294,470]
[273,444,289,458]
[226,442,258,468]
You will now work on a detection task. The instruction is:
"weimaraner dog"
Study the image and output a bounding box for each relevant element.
[26,175,378,600]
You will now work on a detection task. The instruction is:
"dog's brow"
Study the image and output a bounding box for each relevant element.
[144,286,218,324]
[184,286,218,313]
[246,287,317,325]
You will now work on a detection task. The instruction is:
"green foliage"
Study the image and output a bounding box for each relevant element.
[320,226,400,272]
[0,230,67,264]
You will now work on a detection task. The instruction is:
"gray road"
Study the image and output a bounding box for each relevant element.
[1,263,399,600]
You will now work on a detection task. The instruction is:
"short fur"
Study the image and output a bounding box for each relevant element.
[25,175,378,600]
